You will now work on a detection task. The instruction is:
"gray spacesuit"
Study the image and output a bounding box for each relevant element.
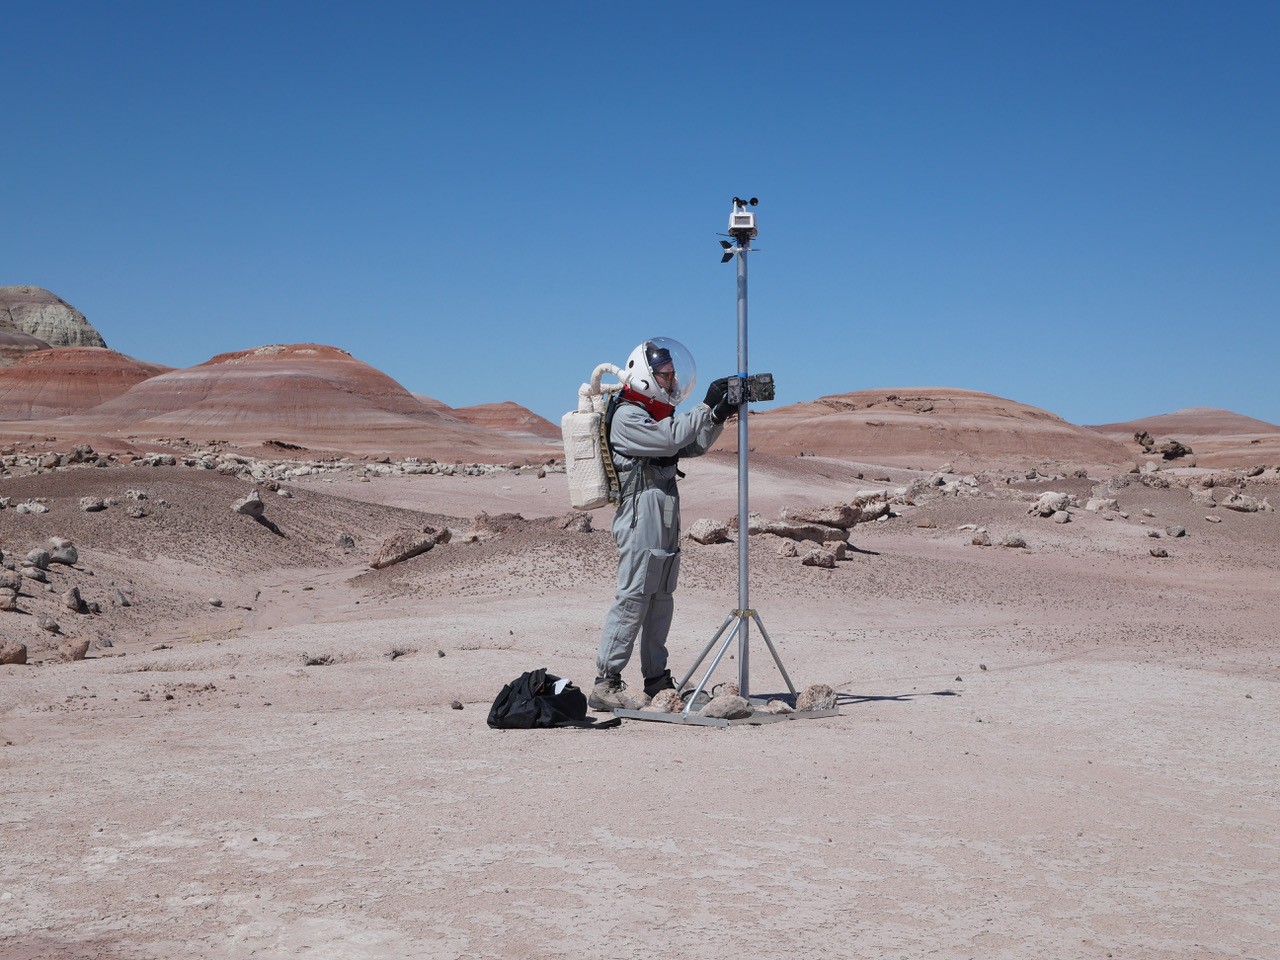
[590,338,734,712]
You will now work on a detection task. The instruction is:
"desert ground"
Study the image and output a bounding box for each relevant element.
[1,440,1277,960]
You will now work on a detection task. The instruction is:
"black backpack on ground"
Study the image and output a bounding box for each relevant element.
[487,668,620,730]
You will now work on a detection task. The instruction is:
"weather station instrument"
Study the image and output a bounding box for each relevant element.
[614,197,838,727]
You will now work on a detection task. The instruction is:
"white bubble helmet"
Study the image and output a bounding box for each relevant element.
[621,337,698,409]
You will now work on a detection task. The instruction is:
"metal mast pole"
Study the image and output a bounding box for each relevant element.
[735,238,751,698]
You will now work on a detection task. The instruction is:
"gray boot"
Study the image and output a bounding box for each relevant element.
[588,676,647,712]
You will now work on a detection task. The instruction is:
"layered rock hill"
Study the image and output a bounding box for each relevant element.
[734,388,1132,471]
[0,286,107,350]
[0,348,172,420]
[0,329,53,366]
[1089,408,1280,469]
[451,401,560,439]
[46,343,559,462]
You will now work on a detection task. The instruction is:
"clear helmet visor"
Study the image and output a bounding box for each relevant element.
[625,336,697,407]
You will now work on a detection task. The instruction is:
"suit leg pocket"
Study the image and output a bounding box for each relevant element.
[643,548,680,594]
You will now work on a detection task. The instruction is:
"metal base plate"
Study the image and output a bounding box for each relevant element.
[610,706,839,728]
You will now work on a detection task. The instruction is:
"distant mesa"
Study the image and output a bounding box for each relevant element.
[741,387,1132,469]
[0,347,171,420]
[451,401,559,439]
[61,343,557,461]
[1089,408,1280,469]
[0,286,107,350]
[1089,407,1280,439]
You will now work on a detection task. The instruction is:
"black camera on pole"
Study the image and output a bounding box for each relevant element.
[726,372,775,406]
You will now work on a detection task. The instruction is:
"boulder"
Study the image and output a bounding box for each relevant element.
[1085,498,1118,512]
[687,518,729,544]
[1029,492,1070,516]
[59,637,90,661]
[49,541,78,565]
[63,586,84,612]
[561,512,593,534]
[700,694,752,720]
[79,497,107,512]
[0,593,18,613]
[752,518,849,544]
[646,689,683,713]
[1221,493,1260,513]
[801,548,836,568]
[782,502,862,529]
[370,527,450,570]
[25,549,50,570]
[232,490,265,517]
[1052,510,1071,524]
[0,641,26,664]
[796,683,838,711]
[1002,534,1027,548]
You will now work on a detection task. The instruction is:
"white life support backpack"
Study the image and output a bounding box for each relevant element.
[561,363,624,511]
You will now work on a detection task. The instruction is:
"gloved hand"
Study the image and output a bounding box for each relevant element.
[710,397,737,424]
[702,377,730,410]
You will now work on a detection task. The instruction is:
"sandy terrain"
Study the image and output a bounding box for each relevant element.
[1,442,1277,960]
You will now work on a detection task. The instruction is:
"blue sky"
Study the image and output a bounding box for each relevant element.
[4,1,1277,427]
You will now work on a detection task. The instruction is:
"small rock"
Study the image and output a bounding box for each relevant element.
[777,541,799,558]
[1141,508,1155,518]
[0,592,18,612]
[0,641,28,664]
[79,497,107,512]
[21,566,49,584]
[208,598,223,608]
[1149,547,1169,558]
[971,532,992,547]
[1165,526,1187,538]
[437,649,446,658]
[1001,534,1027,548]
[49,543,79,565]
[450,700,463,710]
[1205,515,1222,523]
[1052,510,1071,524]
[63,587,84,612]
[915,518,936,529]
[112,588,132,607]
[38,614,60,634]
[336,533,356,549]
[25,549,51,570]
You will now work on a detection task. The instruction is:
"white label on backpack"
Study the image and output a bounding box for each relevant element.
[553,678,571,695]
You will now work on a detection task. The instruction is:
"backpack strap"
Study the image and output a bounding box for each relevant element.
[553,716,624,730]
[601,394,623,505]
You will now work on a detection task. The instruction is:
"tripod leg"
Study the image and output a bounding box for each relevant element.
[753,612,797,696]
[683,615,743,716]
[676,612,736,690]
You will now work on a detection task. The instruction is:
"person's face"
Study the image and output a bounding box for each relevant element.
[654,364,676,392]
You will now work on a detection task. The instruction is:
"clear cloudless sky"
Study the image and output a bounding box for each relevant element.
[4,1,1278,427]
